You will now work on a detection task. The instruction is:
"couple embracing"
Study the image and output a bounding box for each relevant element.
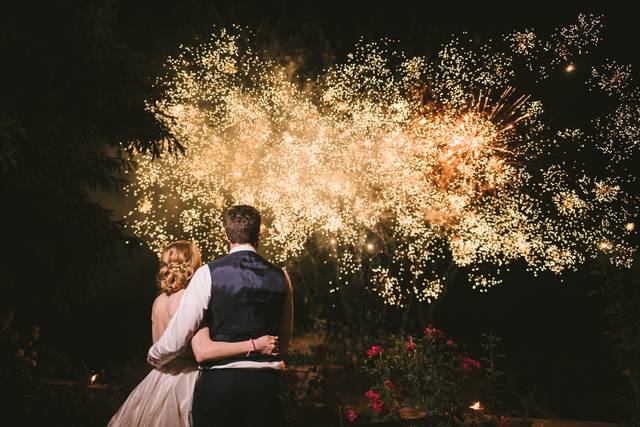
[109,205,294,427]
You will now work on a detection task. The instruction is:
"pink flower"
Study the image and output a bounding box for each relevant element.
[423,325,445,339]
[406,337,417,351]
[446,339,455,347]
[365,389,380,401]
[461,356,481,373]
[367,345,384,358]
[372,399,384,414]
[346,409,358,422]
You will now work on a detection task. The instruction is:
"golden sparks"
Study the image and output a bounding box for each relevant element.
[510,31,536,55]
[125,18,637,306]
[589,61,632,95]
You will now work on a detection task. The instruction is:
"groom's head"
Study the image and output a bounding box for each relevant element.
[223,205,261,247]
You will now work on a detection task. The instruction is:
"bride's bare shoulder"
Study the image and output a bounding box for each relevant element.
[167,289,185,317]
[152,290,185,319]
[153,293,168,306]
[151,293,168,316]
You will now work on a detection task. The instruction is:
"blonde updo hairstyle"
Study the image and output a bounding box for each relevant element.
[157,240,202,295]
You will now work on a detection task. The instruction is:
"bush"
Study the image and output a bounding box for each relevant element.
[357,326,485,424]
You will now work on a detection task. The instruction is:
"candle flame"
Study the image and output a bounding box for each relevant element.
[469,401,483,411]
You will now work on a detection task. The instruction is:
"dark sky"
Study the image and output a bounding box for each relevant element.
[164,1,637,61]
[109,1,638,63]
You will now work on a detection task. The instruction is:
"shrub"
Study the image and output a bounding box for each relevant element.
[360,326,484,424]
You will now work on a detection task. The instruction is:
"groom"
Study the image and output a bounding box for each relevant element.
[148,205,294,427]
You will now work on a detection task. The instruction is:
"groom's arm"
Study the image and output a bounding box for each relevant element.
[147,264,211,368]
[279,269,294,354]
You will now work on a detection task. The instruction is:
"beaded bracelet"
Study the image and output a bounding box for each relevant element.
[246,338,256,357]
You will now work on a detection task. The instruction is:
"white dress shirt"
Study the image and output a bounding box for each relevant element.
[147,244,283,370]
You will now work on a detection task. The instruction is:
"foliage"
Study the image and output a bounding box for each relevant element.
[590,262,640,426]
[479,333,505,421]
[281,365,344,427]
[285,344,340,366]
[0,318,124,426]
[0,114,22,173]
[0,0,174,315]
[0,380,125,427]
[360,327,484,424]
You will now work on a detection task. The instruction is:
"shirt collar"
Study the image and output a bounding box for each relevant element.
[229,244,257,254]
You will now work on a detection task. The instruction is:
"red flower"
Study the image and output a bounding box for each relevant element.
[423,325,445,339]
[367,345,384,358]
[446,339,455,347]
[365,389,380,401]
[461,356,481,373]
[406,337,417,351]
[346,409,358,422]
[372,399,384,414]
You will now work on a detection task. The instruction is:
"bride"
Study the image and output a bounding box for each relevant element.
[108,240,279,427]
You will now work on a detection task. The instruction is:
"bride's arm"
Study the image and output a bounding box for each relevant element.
[191,328,279,363]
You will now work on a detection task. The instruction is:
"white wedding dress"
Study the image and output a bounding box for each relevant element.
[108,355,199,427]
[109,291,199,427]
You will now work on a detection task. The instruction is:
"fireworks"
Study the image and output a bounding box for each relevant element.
[125,18,638,306]
[589,61,632,95]
[509,31,536,56]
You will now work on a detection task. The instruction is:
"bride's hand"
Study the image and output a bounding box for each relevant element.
[253,335,279,356]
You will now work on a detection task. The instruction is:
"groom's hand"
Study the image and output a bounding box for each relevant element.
[254,335,280,356]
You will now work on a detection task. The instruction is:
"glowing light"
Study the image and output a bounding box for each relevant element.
[599,241,613,251]
[138,198,153,214]
[124,18,637,306]
[509,31,536,55]
[565,64,576,73]
[625,222,635,232]
[90,374,98,384]
[469,401,483,411]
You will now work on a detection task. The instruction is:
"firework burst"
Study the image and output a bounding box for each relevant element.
[125,17,638,306]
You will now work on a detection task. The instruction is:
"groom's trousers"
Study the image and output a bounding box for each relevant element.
[192,368,285,427]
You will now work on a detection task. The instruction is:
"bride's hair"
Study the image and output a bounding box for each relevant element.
[157,240,202,295]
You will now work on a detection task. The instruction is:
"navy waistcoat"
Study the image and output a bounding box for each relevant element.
[201,250,288,367]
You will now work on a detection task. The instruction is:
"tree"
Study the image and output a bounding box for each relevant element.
[0,0,175,313]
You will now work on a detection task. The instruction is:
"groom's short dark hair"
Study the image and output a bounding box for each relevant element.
[223,205,261,245]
